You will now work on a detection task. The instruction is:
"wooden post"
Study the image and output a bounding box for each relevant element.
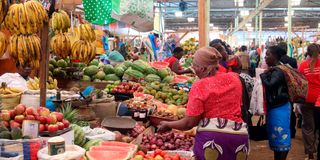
[177,31,190,43]
[39,23,50,107]
[198,0,210,48]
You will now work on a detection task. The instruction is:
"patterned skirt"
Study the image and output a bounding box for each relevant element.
[267,102,291,152]
[193,118,249,160]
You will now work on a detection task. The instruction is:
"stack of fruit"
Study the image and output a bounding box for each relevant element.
[26,76,58,90]
[0,104,70,135]
[181,38,198,54]
[133,149,189,160]
[5,0,48,68]
[71,23,96,64]
[50,10,72,59]
[0,82,22,95]
[143,82,188,105]
[152,106,186,121]
[0,0,9,25]
[141,131,194,151]
[110,82,143,94]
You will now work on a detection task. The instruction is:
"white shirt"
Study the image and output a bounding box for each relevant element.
[0,73,28,91]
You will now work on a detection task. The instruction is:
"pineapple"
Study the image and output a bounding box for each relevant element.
[58,102,79,124]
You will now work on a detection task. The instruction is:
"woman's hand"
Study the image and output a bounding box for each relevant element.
[157,121,172,133]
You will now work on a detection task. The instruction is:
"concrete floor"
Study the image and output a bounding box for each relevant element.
[249,129,308,160]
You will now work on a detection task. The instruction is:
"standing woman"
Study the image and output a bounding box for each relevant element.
[260,46,291,160]
[159,47,249,160]
[298,43,320,160]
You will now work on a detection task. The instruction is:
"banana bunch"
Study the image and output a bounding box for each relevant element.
[0,82,22,95]
[0,31,7,58]
[26,77,40,90]
[9,34,41,68]
[26,76,58,90]
[71,40,96,64]
[50,32,71,59]
[50,10,71,33]
[75,23,96,42]
[4,0,48,34]
[0,0,9,24]
[47,76,58,90]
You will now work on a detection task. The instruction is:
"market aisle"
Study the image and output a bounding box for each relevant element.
[249,128,305,160]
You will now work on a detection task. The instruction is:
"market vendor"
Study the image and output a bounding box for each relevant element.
[158,47,249,160]
[0,63,32,91]
[163,47,193,75]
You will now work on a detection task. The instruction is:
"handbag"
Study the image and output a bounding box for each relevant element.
[276,64,308,103]
[248,116,268,141]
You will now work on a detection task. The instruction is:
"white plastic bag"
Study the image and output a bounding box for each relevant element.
[82,127,116,141]
[37,145,85,160]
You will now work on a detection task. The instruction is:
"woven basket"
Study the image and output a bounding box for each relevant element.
[0,92,22,110]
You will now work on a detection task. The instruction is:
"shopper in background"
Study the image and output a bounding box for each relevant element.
[163,47,193,75]
[298,43,320,160]
[0,63,32,91]
[159,47,249,160]
[276,42,299,139]
[210,43,229,73]
[260,46,291,160]
[130,47,139,61]
[138,47,149,62]
[237,45,250,74]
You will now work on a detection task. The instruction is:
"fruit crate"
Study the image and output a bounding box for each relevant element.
[0,138,44,160]
[130,126,155,145]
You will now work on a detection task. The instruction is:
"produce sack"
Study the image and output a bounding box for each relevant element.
[38,145,85,160]
[82,0,117,25]
[111,0,154,32]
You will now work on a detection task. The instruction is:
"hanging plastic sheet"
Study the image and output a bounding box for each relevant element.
[82,0,117,25]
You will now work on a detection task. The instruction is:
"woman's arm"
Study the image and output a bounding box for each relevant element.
[172,61,193,75]
[260,68,285,87]
[158,115,201,132]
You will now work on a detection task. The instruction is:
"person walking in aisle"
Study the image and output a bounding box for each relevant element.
[260,46,292,160]
[237,46,250,74]
[159,47,249,160]
[298,43,320,160]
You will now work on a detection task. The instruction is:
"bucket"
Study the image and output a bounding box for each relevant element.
[20,94,40,108]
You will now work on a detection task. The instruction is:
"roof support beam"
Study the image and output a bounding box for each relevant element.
[227,0,274,36]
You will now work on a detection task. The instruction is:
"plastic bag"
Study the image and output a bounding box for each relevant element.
[37,145,85,160]
[82,127,116,141]
[82,0,117,25]
[108,51,125,62]
[111,0,154,32]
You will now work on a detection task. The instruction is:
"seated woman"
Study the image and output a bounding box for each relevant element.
[163,47,193,75]
[159,47,249,160]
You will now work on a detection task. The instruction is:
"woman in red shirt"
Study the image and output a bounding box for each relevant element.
[163,47,193,75]
[298,43,320,160]
[159,47,249,160]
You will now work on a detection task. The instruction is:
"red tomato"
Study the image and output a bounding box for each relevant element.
[160,150,167,157]
[154,149,163,156]
[171,154,180,160]
[164,158,172,160]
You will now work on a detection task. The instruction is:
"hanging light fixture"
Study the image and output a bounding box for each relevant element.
[175,11,183,17]
[187,17,195,22]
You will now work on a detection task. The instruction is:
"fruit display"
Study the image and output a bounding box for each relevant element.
[86,141,137,160]
[141,132,194,151]
[133,149,189,160]
[83,139,103,151]
[0,125,23,140]
[127,124,146,138]
[0,31,8,58]
[0,82,22,95]
[75,23,96,42]
[9,34,41,68]
[71,40,96,64]
[71,124,87,147]
[50,33,72,59]
[0,0,9,24]
[181,38,198,54]
[111,82,143,94]
[50,10,71,33]
[26,76,58,90]
[143,82,188,105]
[4,0,48,34]
[0,104,70,135]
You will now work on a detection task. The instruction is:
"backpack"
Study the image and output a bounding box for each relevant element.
[276,64,308,103]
